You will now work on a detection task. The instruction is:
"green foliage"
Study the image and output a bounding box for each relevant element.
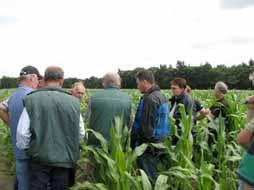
[0,76,19,89]
[73,118,152,190]
[0,121,15,175]
[0,89,15,175]
[1,59,254,89]
[0,89,249,189]
[63,78,83,88]
[118,60,254,89]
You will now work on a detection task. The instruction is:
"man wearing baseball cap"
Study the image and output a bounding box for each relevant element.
[7,65,41,190]
[17,66,85,190]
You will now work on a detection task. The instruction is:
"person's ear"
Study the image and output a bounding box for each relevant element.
[29,75,33,82]
[59,79,64,87]
[102,81,105,88]
[142,80,147,86]
[31,75,37,82]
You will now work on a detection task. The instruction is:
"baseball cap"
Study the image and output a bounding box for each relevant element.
[20,66,42,79]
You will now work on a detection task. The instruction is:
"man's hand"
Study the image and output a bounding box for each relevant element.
[237,127,253,150]
[200,108,210,116]
[246,96,254,109]
[0,110,9,125]
[0,99,9,125]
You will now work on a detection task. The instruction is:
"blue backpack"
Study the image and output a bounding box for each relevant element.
[131,98,170,148]
[153,102,170,140]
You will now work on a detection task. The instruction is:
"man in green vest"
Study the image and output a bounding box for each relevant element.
[87,72,132,146]
[16,66,85,190]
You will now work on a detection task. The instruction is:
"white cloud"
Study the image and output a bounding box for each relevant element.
[0,0,253,78]
[222,0,254,9]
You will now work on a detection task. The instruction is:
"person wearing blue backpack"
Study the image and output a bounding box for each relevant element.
[131,70,170,186]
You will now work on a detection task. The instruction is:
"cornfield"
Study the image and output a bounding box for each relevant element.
[0,89,251,189]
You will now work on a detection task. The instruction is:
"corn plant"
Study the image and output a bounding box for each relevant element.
[73,118,153,190]
[0,88,251,189]
[0,121,15,175]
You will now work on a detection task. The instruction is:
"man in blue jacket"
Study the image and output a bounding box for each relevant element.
[8,66,41,190]
[131,70,170,186]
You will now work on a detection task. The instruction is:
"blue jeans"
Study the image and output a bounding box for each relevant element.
[16,159,29,190]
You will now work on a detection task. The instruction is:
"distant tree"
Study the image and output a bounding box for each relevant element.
[84,77,102,88]
[63,78,81,88]
[1,59,254,89]
[0,76,19,88]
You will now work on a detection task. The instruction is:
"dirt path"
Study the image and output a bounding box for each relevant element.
[0,173,13,190]
[0,162,14,190]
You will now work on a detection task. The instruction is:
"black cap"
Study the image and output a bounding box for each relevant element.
[20,66,42,79]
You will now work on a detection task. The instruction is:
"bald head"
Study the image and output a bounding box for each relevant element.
[102,73,121,88]
[71,81,85,101]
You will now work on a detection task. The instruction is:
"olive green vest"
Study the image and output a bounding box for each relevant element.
[88,87,132,146]
[25,87,80,168]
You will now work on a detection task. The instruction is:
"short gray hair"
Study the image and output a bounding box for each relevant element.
[44,66,64,81]
[215,81,228,94]
[102,73,121,88]
[19,74,36,82]
[72,81,85,89]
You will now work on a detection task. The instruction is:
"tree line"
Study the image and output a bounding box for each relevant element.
[1,59,254,89]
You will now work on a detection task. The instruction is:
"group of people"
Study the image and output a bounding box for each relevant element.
[0,66,86,190]
[0,65,253,190]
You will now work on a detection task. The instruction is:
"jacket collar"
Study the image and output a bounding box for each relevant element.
[170,91,186,103]
[19,84,34,92]
[29,86,70,95]
[146,85,160,94]
[216,96,225,102]
[105,85,120,90]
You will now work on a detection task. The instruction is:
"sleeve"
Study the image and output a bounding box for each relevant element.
[210,105,220,118]
[16,108,31,149]
[184,96,194,115]
[0,98,9,112]
[79,114,85,142]
[140,97,158,140]
[246,117,254,133]
[247,109,254,123]
[128,103,134,129]
[195,100,203,112]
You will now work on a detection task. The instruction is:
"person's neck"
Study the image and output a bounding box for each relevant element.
[144,84,154,93]
[45,81,62,88]
[20,81,34,89]
[176,91,185,97]
[217,94,224,101]
[104,85,119,89]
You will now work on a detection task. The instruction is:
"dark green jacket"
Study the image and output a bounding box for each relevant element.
[25,87,80,168]
[88,87,132,146]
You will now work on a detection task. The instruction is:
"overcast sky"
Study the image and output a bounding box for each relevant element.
[0,0,254,78]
